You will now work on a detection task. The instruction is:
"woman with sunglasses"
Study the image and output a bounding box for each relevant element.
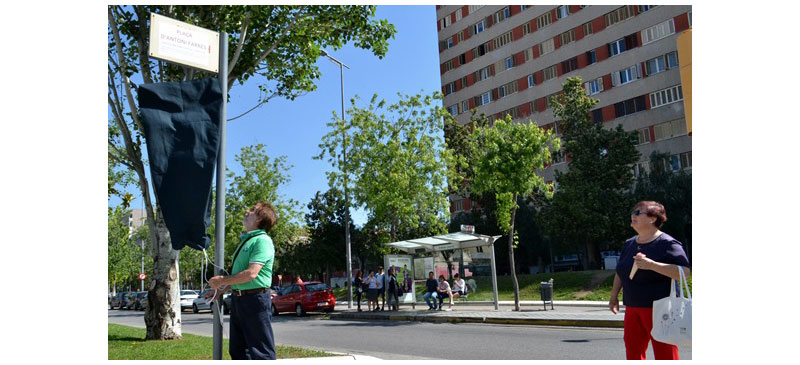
[609,201,691,360]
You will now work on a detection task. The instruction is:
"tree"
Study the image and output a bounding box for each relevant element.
[317,93,458,242]
[540,77,641,269]
[109,206,138,295]
[633,151,692,258]
[468,115,561,311]
[108,5,396,339]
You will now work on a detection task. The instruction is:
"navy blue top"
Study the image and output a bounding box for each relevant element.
[426,278,439,293]
[615,233,691,308]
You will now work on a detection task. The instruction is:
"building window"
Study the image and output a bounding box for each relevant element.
[494,31,513,49]
[653,119,687,140]
[478,91,492,106]
[609,38,626,57]
[561,56,578,74]
[459,53,466,66]
[462,100,469,113]
[649,85,684,109]
[528,74,535,88]
[666,51,678,68]
[557,5,570,19]
[444,82,456,95]
[604,5,635,27]
[638,5,657,13]
[494,7,511,23]
[524,48,532,62]
[455,8,462,21]
[632,161,649,178]
[585,77,603,95]
[559,29,575,46]
[521,5,529,11]
[586,50,597,65]
[646,52,678,75]
[537,11,553,29]
[680,151,692,169]
[543,65,558,81]
[453,199,464,212]
[612,64,642,86]
[473,20,485,35]
[592,109,603,123]
[498,81,518,99]
[636,127,650,145]
[448,104,459,116]
[642,19,675,45]
[469,5,483,13]
[539,38,555,56]
[523,22,531,35]
[553,148,566,164]
[504,57,514,70]
[614,95,647,118]
[441,16,451,29]
[443,59,454,73]
[582,22,593,36]
[446,38,453,49]
[475,65,492,81]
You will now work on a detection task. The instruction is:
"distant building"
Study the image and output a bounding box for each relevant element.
[436,5,692,215]
[122,209,147,234]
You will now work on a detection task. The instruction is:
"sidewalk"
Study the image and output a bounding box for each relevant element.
[328,300,624,328]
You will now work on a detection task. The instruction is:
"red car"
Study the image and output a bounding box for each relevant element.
[271,281,336,316]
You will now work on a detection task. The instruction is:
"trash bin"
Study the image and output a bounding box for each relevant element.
[540,279,554,310]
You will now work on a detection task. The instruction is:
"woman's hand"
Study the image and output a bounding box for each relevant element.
[609,297,620,314]
[633,253,657,271]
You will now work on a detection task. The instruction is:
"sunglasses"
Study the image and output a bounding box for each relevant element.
[631,209,649,216]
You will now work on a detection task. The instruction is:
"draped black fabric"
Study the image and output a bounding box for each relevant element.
[138,78,222,251]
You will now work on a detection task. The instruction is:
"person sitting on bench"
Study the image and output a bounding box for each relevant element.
[436,274,453,310]
[423,272,439,310]
[451,273,467,300]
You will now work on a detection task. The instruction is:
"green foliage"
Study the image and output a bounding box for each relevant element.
[215,144,303,270]
[540,77,641,268]
[468,115,561,234]
[108,206,139,290]
[633,151,692,255]
[317,93,456,242]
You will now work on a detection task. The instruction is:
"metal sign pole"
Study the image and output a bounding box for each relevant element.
[213,31,228,361]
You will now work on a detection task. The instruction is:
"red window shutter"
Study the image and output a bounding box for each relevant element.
[641,61,648,77]
[538,98,546,112]
[575,25,585,40]
[510,5,521,16]
[592,16,606,32]
[520,102,531,116]
[570,5,582,13]
[578,53,588,68]
[468,98,475,109]
[603,74,612,90]
[533,45,540,58]
[602,105,616,122]
[467,73,475,86]
[674,13,690,32]
[517,77,527,91]
[531,19,538,32]
[596,45,609,62]
[451,13,456,23]
[556,63,563,76]
[464,199,471,211]
[513,25,523,40]
[515,52,525,66]
[644,93,652,109]
[554,36,561,49]
[551,9,558,22]
[463,5,469,17]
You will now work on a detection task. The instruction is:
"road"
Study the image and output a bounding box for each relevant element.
[108,309,691,360]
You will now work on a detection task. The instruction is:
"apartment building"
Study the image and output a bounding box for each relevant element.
[436,5,692,215]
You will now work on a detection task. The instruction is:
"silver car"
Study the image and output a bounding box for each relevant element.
[179,290,199,311]
[192,289,230,313]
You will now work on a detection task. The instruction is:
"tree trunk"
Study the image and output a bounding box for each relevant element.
[508,207,520,311]
[144,208,182,340]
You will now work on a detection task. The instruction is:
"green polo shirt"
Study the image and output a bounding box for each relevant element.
[231,229,274,290]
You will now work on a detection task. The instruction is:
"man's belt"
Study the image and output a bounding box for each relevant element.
[231,288,269,297]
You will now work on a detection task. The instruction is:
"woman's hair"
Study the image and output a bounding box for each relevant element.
[438,275,445,280]
[454,273,460,279]
[633,201,667,228]
[356,270,362,278]
[369,270,375,275]
[388,268,394,275]
[252,201,278,232]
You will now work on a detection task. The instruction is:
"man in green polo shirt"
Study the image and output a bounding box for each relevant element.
[207,201,277,360]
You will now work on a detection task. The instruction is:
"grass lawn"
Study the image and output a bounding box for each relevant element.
[108,323,336,360]
[334,270,692,303]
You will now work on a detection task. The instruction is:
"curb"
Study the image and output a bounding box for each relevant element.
[328,312,623,328]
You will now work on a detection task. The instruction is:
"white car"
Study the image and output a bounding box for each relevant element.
[179,290,199,311]
[191,289,231,313]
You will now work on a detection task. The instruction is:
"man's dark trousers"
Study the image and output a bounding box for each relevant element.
[229,292,275,360]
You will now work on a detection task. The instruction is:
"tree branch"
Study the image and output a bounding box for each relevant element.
[228,8,251,74]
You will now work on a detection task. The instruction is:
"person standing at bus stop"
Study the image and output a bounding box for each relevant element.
[207,201,278,360]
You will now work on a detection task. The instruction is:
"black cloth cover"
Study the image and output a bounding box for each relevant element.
[138,77,222,251]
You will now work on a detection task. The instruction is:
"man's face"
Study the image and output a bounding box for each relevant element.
[429,273,434,279]
[243,205,259,230]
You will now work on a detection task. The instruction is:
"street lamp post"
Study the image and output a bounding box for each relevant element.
[321,50,352,309]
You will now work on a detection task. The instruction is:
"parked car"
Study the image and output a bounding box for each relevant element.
[271,281,336,317]
[221,286,280,314]
[137,292,149,311]
[125,292,142,310]
[191,289,232,313]
[180,290,199,311]
[110,292,125,309]
[129,292,148,310]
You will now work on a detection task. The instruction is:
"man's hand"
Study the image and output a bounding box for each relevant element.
[208,276,226,289]
[609,297,620,314]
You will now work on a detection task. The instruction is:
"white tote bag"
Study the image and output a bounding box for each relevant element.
[651,266,692,347]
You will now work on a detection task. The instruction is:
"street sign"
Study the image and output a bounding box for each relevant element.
[460,224,475,234]
[138,273,147,280]
[148,13,220,73]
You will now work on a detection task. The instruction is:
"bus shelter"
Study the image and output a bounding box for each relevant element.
[384,232,502,310]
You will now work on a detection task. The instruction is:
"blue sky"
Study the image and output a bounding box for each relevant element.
[111,5,443,227]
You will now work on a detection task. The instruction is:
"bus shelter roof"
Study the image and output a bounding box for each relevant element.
[384,232,501,254]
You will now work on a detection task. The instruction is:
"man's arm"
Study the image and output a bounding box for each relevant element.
[208,263,264,289]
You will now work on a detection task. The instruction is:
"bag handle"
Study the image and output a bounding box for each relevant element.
[669,266,691,300]
[678,266,691,300]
